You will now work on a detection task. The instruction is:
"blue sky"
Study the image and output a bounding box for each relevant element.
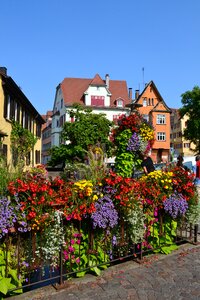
[1,0,200,114]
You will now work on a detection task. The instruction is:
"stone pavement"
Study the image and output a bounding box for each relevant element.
[9,243,200,300]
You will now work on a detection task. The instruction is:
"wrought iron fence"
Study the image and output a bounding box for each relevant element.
[0,215,198,297]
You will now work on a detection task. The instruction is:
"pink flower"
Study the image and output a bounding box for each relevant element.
[76,258,80,264]
[76,239,81,245]
[68,246,75,253]
[70,239,75,245]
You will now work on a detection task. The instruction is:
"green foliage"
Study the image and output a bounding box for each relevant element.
[64,226,109,277]
[0,156,23,195]
[148,218,178,254]
[0,243,25,298]
[49,144,84,167]
[125,205,145,244]
[64,147,108,184]
[10,121,37,165]
[186,196,200,225]
[179,86,200,153]
[115,152,134,177]
[114,129,132,154]
[49,105,113,166]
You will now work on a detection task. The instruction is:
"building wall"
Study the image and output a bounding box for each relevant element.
[51,87,129,147]
[84,85,111,107]
[41,112,52,165]
[0,76,12,163]
[170,109,195,159]
[136,85,171,163]
[0,73,43,167]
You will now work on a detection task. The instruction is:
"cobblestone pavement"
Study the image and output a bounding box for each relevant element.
[10,243,200,300]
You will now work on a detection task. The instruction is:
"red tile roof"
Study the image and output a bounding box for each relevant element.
[60,74,130,107]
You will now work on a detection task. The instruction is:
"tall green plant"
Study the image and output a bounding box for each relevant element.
[10,121,37,166]
[64,146,108,184]
[0,157,23,195]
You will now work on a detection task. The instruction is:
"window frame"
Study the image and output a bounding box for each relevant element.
[156,114,166,125]
[157,132,166,141]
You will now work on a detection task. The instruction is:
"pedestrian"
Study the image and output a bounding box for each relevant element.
[177,155,184,168]
[194,155,200,198]
[141,154,155,175]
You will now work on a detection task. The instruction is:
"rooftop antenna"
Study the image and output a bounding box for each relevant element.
[142,67,145,89]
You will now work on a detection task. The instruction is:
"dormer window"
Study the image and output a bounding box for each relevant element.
[116,99,124,108]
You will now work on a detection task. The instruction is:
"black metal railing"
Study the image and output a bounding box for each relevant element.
[0,215,198,297]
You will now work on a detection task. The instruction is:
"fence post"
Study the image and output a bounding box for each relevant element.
[59,244,63,285]
[194,224,198,244]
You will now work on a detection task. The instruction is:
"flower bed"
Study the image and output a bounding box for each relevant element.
[0,113,200,297]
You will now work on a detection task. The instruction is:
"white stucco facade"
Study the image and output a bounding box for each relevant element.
[51,78,130,147]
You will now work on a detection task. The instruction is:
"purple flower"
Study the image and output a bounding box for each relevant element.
[0,196,30,239]
[163,193,188,218]
[91,196,118,229]
[127,133,140,152]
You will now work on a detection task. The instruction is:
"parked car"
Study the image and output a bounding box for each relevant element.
[154,163,166,170]
[183,161,194,172]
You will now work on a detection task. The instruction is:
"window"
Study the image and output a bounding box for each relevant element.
[143,98,147,107]
[91,96,105,106]
[16,102,20,122]
[10,98,15,120]
[25,112,29,129]
[157,132,166,141]
[59,115,65,127]
[116,99,124,107]
[61,99,63,109]
[143,114,149,122]
[35,150,41,164]
[157,114,166,124]
[36,123,41,137]
[184,143,190,148]
[26,152,31,166]
[4,94,8,118]
[178,131,182,137]
[21,110,25,127]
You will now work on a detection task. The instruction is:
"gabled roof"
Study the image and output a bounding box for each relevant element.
[90,74,105,86]
[1,71,45,124]
[151,101,171,113]
[60,74,130,107]
[135,80,171,113]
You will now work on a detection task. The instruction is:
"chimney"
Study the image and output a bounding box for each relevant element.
[135,89,139,100]
[105,74,109,89]
[0,67,7,76]
[129,88,133,100]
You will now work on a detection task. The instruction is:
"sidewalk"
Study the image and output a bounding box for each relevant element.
[9,242,200,300]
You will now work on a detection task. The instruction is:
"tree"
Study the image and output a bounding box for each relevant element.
[179,86,200,154]
[49,105,113,166]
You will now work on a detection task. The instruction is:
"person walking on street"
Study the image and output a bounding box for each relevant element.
[141,154,155,175]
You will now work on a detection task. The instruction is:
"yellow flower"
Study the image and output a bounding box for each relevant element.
[93,195,98,201]
[85,187,93,196]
